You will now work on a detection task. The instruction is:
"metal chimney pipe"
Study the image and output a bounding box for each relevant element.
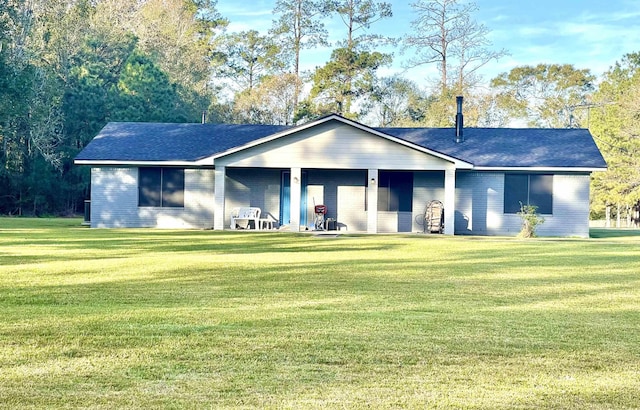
[455,96,464,143]
[202,111,207,124]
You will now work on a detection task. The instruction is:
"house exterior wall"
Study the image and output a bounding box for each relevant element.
[376,171,445,233]
[307,170,366,231]
[455,172,502,236]
[455,171,592,237]
[413,171,446,233]
[225,168,281,228]
[90,167,215,228]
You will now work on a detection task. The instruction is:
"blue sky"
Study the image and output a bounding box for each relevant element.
[217,0,640,88]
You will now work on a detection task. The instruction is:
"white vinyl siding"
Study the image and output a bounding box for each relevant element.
[455,172,503,235]
[308,170,365,231]
[217,122,452,171]
[337,185,367,231]
[412,171,445,233]
[90,168,139,227]
[225,168,282,228]
[538,174,591,237]
[90,167,214,228]
[455,171,591,237]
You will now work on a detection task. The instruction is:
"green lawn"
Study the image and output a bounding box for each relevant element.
[1,218,639,409]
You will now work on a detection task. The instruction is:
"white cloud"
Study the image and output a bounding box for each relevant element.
[517,26,553,37]
[217,3,274,33]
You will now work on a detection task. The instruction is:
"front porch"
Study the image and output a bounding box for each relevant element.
[213,167,456,234]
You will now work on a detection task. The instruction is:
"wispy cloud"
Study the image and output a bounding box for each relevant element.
[220,6,273,33]
[217,2,273,17]
[484,0,640,77]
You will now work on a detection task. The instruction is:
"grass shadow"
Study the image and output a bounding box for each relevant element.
[590,228,640,238]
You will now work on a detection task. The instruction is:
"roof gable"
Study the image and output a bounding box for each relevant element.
[216,118,461,170]
[208,114,470,167]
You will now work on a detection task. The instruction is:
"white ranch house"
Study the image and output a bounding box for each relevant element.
[74,111,606,237]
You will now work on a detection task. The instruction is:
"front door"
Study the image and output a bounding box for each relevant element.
[280,171,308,227]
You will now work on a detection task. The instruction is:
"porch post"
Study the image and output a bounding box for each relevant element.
[213,165,226,230]
[444,168,456,235]
[290,167,302,231]
[367,169,378,233]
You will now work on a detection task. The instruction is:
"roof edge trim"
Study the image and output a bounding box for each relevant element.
[472,166,607,172]
[74,160,210,167]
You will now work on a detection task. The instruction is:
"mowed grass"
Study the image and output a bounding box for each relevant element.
[1,219,639,409]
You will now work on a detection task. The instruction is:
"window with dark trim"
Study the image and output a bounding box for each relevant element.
[504,174,553,214]
[377,171,413,212]
[139,167,185,207]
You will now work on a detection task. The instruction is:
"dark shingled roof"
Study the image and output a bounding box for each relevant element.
[75,120,607,169]
[75,122,290,162]
[375,127,607,168]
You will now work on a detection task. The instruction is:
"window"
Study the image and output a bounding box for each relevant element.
[377,171,413,212]
[504,174,553,214]
[139,168,184,207]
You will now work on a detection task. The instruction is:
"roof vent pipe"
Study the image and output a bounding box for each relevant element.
[455,96,464,143]
[202,111,207,124]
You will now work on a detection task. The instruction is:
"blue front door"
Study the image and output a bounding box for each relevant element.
[280,171,307,227]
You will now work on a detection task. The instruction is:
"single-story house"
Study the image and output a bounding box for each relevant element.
[74,104,607,237]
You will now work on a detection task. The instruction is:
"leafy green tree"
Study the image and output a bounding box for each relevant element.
[366,76,425,126]
[113,50,187,122]
[217,30,285,122]
[490,64,595,128]
[412,88,458,127]
[0,0,58,215]
[233,73,302,125]
[590,53,640,226]
[0,0,227,215]
[28,0,94,83]
[218,30,282,92]
[270,0,328,111]
[308,0,392,117]
[330,0,392,50]
[134,0,227,114]
[309,47,390,118]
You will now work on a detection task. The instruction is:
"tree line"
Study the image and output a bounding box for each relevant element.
[0,0,637,225]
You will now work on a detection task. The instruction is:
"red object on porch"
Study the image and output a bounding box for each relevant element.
[314,204,327,214]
